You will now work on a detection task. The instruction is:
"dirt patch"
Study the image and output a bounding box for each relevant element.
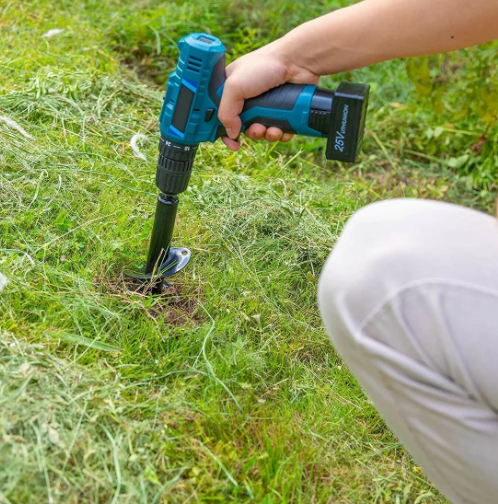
[93,274,203,328]
[150,284,202,327]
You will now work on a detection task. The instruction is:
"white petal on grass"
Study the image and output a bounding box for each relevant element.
[130,133,147,160]
[48,427,61,446]
[0,273,8,292]
[0,116,33,139]
[42,28,64,38]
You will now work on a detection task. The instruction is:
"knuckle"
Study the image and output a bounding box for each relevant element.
[218,109,235,127]
[223,75,242,93]
[217,110,230,124]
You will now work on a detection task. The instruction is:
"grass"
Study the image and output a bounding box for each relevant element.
[0,1,497,503]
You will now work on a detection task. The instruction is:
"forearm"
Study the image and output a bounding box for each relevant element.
[279,0,498,77]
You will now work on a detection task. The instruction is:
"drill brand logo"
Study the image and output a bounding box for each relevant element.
[334,104,349,153]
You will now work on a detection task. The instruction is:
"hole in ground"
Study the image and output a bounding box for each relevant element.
[94,275,203,328]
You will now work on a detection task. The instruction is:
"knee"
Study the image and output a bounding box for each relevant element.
[318,199,450,347]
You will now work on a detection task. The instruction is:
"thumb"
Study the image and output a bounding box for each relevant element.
[218,78,244,139]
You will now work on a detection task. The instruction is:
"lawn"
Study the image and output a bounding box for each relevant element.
[1,1,497,503]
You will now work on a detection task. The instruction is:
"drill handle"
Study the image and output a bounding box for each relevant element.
[215,83,323,139]
[240,84,308,134]
[215,81,369,163]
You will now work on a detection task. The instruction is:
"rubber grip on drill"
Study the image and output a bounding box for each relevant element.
[214,83,308,139]
[240,84,305,134]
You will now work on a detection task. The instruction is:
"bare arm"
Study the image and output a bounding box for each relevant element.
[282,0,498,78]
[219,0,498,147]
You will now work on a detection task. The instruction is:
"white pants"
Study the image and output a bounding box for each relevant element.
[318,199,498,504]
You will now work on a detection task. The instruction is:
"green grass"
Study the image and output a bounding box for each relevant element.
[1,1,497,503]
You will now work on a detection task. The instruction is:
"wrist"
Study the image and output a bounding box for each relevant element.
[276,24,320,78]
[264,37,298,81]
[269,29,322,83]
[277,5,391,78]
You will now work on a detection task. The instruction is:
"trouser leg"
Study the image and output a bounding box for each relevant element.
[318,199,498,504]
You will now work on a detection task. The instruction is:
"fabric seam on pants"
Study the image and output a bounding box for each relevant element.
[353,281,498,504]
[352,327,469,504]
[357,278,498,334]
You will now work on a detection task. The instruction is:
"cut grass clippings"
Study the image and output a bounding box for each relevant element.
[2,0,496,503]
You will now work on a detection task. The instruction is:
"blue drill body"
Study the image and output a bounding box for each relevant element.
[159,34,226,144]
[155,32,369,196]
[159,33,323,144]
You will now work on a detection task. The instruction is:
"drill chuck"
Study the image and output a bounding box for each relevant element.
[156,136,198,195]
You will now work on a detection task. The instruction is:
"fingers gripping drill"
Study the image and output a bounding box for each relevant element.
[128,33,370,293]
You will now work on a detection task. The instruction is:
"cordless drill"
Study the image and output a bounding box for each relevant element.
[129,33,370,291]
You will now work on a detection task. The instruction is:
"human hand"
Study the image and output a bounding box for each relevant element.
[218,38,319,151]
